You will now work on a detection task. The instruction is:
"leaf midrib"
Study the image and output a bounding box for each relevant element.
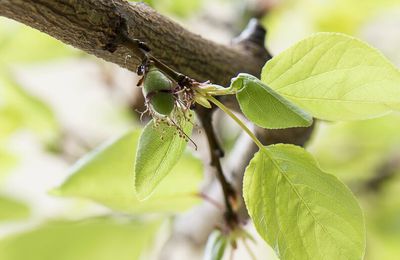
[261,148,343,257]
[281,92,399,105]
[146,131,181,191]
[241,81,308,126]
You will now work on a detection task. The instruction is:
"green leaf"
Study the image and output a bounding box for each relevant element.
[204,230,227,260]
[0,218,160,260]
[135,118,194,200]
[0,108,23,141]
[243,144,365,260]
[262,32,400,121]
[0,75,59,143]
[52,130,202,214]
[0,196,29,222]
[233,74,313,129]
[0,149,18,182]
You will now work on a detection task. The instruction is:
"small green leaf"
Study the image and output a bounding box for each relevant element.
[0,218,160,260]
[243,144,365,260]
[135,118,194,200]
[0,196,29,222]
[194,94,212,108]
[262,32,400,121]
[52,130,203,214]
[233,74,312,129]
[204,230,228,260]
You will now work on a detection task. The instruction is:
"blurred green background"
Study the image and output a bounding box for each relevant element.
[1,0,400,259]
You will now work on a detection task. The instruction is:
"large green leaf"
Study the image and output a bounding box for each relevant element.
[0,75,59,143]
[232,73,312,129]
[0,108,22,141]
[0,218,160,260]
[243,144,365,260]
[0,149,18,182]
[262,32,400,121]
[53,130,202,214]
[135,118,194,200]
[0,196,29,222]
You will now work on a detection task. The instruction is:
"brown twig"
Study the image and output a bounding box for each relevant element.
[197,192,224,211]
[356,153,400,194]
[117,31,192,86]
[197,107,239,229]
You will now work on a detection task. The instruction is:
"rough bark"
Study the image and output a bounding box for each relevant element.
[0,0,266,85]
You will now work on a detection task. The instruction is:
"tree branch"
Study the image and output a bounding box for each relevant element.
[196,107,238,229]
[0,0,266,85]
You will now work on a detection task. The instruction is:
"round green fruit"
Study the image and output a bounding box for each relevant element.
[143,66,173,96]
[149,92,175,115]
[142,66,175,115]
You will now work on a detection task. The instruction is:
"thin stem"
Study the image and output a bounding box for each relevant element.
[229,246,235,260]
[119,32,190,86]
[242,238,257,260]
[207,96,264,150]
[195,86,236,96]
[197,108,238,228]
[197,192,224,211]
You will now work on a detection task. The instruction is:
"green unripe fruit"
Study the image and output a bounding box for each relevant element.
[143,66,175,115]
[143,67,173,96]
[150,92,175,115]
